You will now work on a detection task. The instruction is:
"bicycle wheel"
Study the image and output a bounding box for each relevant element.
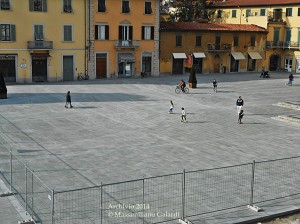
[175,87,181,94]
[184,87,189,94]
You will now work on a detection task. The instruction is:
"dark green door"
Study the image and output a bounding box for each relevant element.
[63,56,74,81]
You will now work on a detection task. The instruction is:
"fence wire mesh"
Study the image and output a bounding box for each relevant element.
[254,157,300,203]
[185,163,252,217]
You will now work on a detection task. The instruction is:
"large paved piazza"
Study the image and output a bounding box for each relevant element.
[0,72,300,223]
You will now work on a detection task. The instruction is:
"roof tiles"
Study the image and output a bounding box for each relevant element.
[160,21,268,33]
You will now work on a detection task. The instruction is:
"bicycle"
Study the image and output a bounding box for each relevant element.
[77,73,89,81]
[175,86,189,94]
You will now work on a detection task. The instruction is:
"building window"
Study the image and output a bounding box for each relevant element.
[63,25,73,41]
[0,0,10,10]
[233,35,239,46]
[63,0,72,13]
[217,9,222,18]
[196,36,201,46]
[260,8,266,16]
[95,25,109,40]
[286,8,292,16]
[0,24,15,41]
[119,25,132,41]
[142,26,154,40]
[29,0,47,12]
[98,0,106,12]
[34,25,44,40]
[122,0,130,13]
[232,9,237,18]
[176,35,182,46]
[250,36,255,46]
[145,1,152,14]
[246,9,251,17]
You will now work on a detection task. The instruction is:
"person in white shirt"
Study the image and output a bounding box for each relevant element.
[181,107,187,122]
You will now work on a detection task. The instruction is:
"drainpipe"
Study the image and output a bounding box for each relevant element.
[84,0,87,75]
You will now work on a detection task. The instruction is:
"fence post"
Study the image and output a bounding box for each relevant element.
[9,151,12,191]
[31,172,34,216]
[182,169,186,220]
[250,160,256,206]
[100,182,103,224]
[25,164,28,214]
[51,190,55,224]
[142,177,145,224]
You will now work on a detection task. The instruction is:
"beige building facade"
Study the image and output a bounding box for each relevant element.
[0,0,87,83]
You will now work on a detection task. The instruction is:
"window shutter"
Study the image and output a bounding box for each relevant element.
[29,0,34,11]
[43,0,47,12]
[142,26,145,40]
[95,25,98,40]
[11,25,16,41]
[105,25,109,40]
[129,26,132,40]
[118,26,122,40]
[151,26,154,40]
[64,26,68,41]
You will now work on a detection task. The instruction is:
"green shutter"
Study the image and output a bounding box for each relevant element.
[95,25,98,40]
[11,25,16,41]
[105,25,109,40]
[29,0,34,11]
[141,26,144,40]
[43,0,47,12]
[151,26,154,40]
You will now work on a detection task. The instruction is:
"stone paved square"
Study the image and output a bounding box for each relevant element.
[0,72,300,223]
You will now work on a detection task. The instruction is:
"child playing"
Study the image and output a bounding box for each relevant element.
[169,100,174,113]
[238,109,244,124]
[181,107,187,122]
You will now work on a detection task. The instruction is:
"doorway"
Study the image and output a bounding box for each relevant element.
[269,54,280,71]
[230,55,239,72]
[285,58,292,72]
[0,55,16,82]
[193,58,203,73]
[213,54,220,73]
[63,56,74,81]
[96,53,107,79]
[32,56,47,82]
[172,59,184,74]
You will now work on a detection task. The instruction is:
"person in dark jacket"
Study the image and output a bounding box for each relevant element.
[236,96,244,115]
[287,74,294,86]
[65,91,73,108]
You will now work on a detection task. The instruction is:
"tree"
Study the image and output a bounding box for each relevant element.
[168,0,216,22]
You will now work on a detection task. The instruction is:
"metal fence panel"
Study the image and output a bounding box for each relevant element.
[185,164,252,217]
[254,157,300,203]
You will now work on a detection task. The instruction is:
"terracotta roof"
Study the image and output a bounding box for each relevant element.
[160,21,268,33]
[209,0,300,8]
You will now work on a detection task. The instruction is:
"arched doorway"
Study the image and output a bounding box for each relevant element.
[269,54,280,71]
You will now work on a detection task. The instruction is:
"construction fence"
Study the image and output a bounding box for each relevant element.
[1,150,300,224]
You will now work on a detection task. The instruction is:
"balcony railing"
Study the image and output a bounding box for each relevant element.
[268,12,286,23]
[207,43,231,51]
[114,40,140,49]
[266,41,300,49]
[27,41,53,49]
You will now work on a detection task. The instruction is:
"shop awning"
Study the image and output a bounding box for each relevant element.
[248,52,262,60]
[172,53,187,59]
[119,53,136,62]
[231,52,245,60]
[30,53,51,58]
[193,52,206,58]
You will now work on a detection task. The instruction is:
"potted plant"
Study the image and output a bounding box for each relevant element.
[188,66,197,88]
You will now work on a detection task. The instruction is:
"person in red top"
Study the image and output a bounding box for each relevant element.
[179,79,186,92]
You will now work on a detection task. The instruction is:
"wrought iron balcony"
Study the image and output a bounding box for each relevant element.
[268,12,286,23]
[207,43,231,52]
[27,41,53,49]
[114,40,140,49]
[266,41,300,49]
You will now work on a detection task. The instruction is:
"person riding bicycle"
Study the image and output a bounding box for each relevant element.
[179,79,186,92]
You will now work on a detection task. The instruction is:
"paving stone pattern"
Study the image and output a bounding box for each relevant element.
[0,72,300,224]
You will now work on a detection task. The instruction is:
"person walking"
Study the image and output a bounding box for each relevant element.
[65,91,73,108]
[212,79,218,92]
[236,96,244,115]
[169,100,174,114]
[181,107,187,122]
[238,109,244,124]
[287,74,294,86]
